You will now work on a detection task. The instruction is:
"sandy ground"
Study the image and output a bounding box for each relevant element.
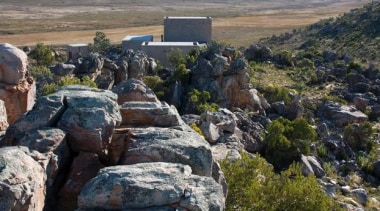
[0,0,371,47]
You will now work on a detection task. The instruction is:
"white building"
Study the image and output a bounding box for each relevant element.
[164,17,212,44]
[67,43,89,60]
[122,35,154,53]
[141,42,206,67]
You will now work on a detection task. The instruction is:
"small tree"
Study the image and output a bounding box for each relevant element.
[188,89,219,114]
[264,117,317,169]
[28,42,55,66]
[92,31,111,52]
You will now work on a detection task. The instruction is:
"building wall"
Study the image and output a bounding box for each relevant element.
[164,17,212,44]
[122,35,154,53]
[141,42,204,67]
[67,44,89,60]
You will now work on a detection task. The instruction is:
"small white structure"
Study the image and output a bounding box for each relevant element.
[67,43,89,60]
[141,42,206,67]
[164,17,212,44]
[122,35,154,52]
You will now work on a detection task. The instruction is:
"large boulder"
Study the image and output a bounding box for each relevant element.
[0,146,48,211]
[121,126,213,177]
[0,43,36,124]
[0,43,28,85]
[126,50,149,80]
[77,162,225,210]
[318,102,368,127]
[1,85,121,153]
[112,78,159,104]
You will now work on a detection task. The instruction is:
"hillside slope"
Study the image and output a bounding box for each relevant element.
[261,1,380,64]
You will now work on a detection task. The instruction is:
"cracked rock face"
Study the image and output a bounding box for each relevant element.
[78,162,225,210]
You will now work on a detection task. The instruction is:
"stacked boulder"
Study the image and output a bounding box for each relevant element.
[0,80,225,210]
[0,43,36,124]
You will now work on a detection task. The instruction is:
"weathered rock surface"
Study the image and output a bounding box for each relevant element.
[57,152,105,211]
[300,155,326,178]
[0,43,28,85]
[0,99,8,131]
[119,101,183,127]
[0,146,48,211]
[0,43,36,124]
[121,126,213,177]
[77,162,225,210]
[112,78,159,104]
[318,102,368,126]
[2,85,121,152]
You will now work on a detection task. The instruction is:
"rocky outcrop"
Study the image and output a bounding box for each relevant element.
[121,126,213,177]
[77,162,225,210]
[0,81,225,210]
[318,101,368,126]
[0,43,36,124]
[114,79,183,127]
[0,147,48,211]
[112,78,159,104]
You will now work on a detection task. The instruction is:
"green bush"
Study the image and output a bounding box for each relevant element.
[28,42,55,66]
[143,75,167,98]
[188,89,219,114]
[343,121,374,152]
[172,64,190,84]
[264,117,317,169]
[30,65,53,82]
[41,76,97,96]
[221,152,342,211]
[190,123,205,138]
[92,31,111,53]
[259,84,293,105]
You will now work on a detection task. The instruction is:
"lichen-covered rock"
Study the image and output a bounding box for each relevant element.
[0,43,28,85]
[112,78,159,104]
[2,85,121,153]
[121,126,213,177]
[77,162,225,210]
[0,146,48,211]
[119,101,183,127]
[318,102,368,126]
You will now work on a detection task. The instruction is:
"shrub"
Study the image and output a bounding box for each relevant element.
[258,84,293,105]
[171,64,190,84]
[28,42,55,66]
[143,75,167,98]
[221,152,342,211]
[264,117,317,169]
[343,121,374,152]
[190,123,204,138]
[30,65,53,82]
[41,76,97,96]
[188,89,219,114]
[92,31,111,53]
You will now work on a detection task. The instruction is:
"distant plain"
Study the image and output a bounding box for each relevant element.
[0,0,372,47]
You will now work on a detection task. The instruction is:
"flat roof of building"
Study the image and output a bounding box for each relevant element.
[123,35,153,41]
[143,42,201,46]
[67,43,89,47]
[164,16,211,19]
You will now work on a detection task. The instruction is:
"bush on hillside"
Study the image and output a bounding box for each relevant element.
[221,152,342,211]
[264,117,317,169]
[92,31,111,53]
[343,121,374,152]
[41,75,97,96]
[28,42,55,66]
[188,89,219,114]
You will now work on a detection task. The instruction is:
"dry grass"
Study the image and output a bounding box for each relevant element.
[0,0,371,47]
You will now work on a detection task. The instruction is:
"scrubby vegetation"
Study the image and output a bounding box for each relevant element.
[264,117,317,169]
[221,152,341,211]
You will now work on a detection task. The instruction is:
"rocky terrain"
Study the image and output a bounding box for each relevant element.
[0,1,380,211]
